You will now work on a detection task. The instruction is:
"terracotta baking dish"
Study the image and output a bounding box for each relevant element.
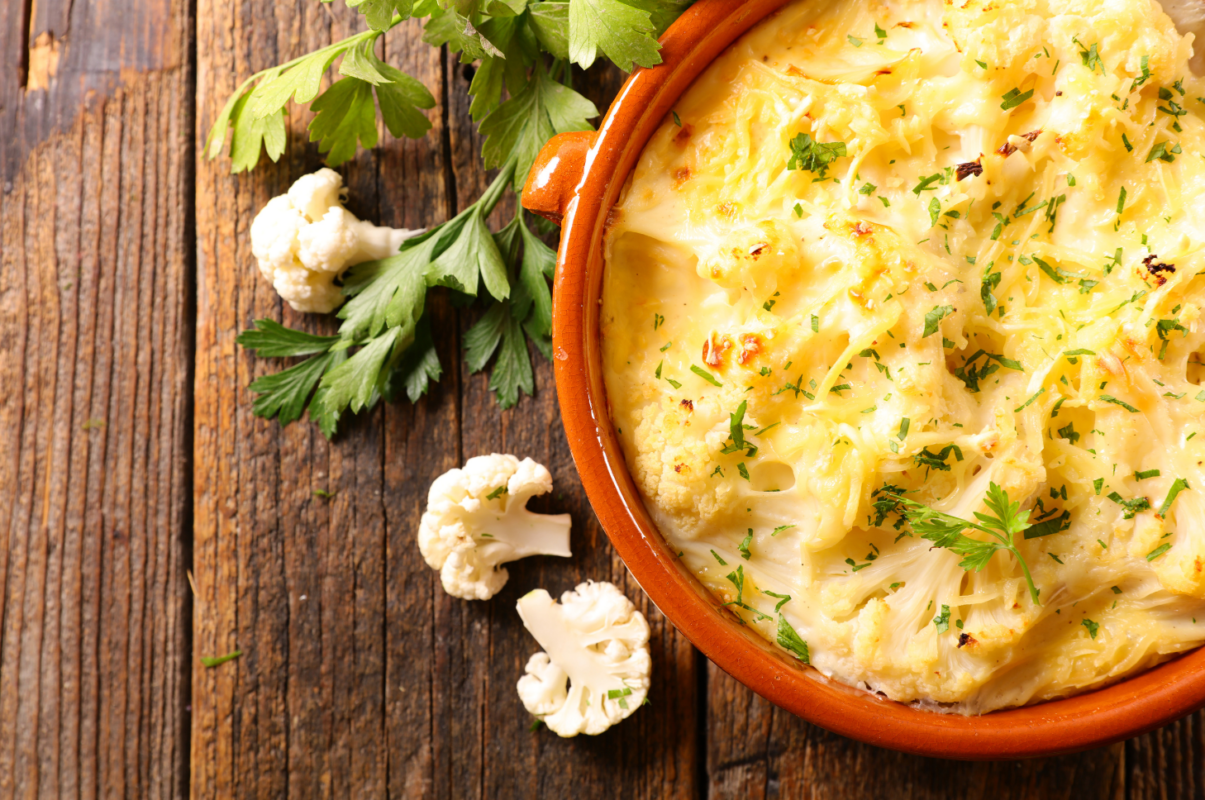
[520,0,1205,759]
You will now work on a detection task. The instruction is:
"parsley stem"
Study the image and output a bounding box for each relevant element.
[477,157,518,216]
[1009,545,1041,605]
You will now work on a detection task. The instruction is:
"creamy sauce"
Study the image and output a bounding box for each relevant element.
[602,0,1205,712]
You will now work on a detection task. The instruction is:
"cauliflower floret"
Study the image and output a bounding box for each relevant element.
[516,581,651,737]
[249,168,423,313]
[418,454,572,600]
[1160,0,1205,74]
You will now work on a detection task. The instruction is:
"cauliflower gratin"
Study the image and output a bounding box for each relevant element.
[601,0,1205,712]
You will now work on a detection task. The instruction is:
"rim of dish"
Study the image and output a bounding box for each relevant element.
[550,0,1205,759]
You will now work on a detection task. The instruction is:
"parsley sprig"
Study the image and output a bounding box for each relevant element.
[890,483,1043,605]
[787,133,848,178]
[213,0,694,436]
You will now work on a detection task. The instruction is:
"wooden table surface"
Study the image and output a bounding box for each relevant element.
[1,0,1203,797]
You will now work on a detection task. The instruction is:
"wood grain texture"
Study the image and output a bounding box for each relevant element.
[193,2,414,796]
[6,0,1205,796]
[0,0,194,797]
[192,3,698,797]
[706,664,1129,800]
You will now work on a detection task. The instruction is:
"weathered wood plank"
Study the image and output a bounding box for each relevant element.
[1126,710,1205,800]
[0,0,193,797]
[706,664,1127,799]
[193,2,450,797]
[192,0,700,792]
[442,57,700,800]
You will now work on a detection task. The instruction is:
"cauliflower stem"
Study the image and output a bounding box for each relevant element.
[516,582,652,737]
[419,455,572,601]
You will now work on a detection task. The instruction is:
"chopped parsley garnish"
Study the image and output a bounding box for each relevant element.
[1148,141,1183,164]
[1057,422,1080,444]
[486,485,508,500]
[870,484,909,530]
[922,305,955,338]
[672,111,682,127]
[847,34,863,47]
[1014,388,1047,413]
[891,483,1043,604]
[691,365,723,386]
[981,264,1002,316]
[737,463,750,481]
[711,549,728,565]
[654,313,665,330]
[1100,394,1139,413]
[772,525,796,536]
[1081,618,1100,639]
[1156,318,1188,359]
[200,650,243,669]
[787,133,848,178]
[912,173,944,195]
[1117,187,1127,214]
[898,418,911,440]
[1132,55,1151,90]
[933,604,951,633]
[810,314,820,333]
[1032,256,1063,284]
[913,444,963,474]
[1107,492,1151,519]
[776,615,810,663]
[1147,543,1172,561]
[764,591,792,612]
[928,197,942,227]
[1024,509,1071,539]
[722,400,753,455]
[723,565,770,622]
[1159,478,1190,517]
[1135,469,1161,481]
[1001,87,1035,110]
[738,529,753,560]
[1073,38,1105,74]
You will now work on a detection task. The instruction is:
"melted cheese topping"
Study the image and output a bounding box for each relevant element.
[601,0,1205,712]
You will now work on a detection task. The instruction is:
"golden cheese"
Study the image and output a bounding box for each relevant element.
[601,0,1205,712]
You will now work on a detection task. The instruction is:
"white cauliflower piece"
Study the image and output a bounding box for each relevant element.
[418,454,572,600]
[516,581,652,737]
[249,168,423,313]
[1161,0,1205,73]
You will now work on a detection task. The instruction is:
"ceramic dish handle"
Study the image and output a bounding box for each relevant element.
[521,131,596,226]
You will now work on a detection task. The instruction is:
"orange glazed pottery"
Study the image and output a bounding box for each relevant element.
[521,0,1205,759]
